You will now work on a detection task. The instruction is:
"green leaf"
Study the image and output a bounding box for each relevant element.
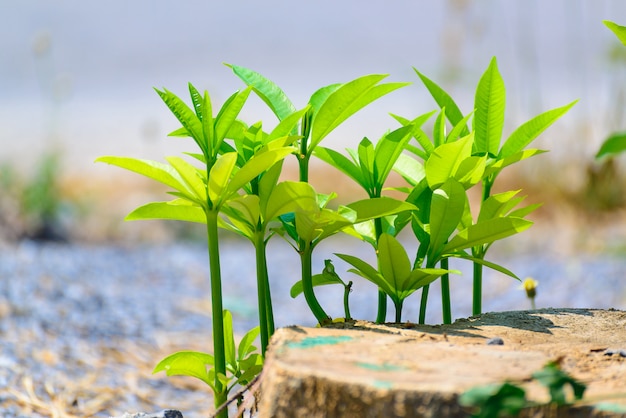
[267,106,309,142]
[125,200,206,223]
[208,152,238,206]
[310,74,408,150]
[227,147,294,197]
[309,84,343,114]
[314,146,365,187]
[403,268,453,298]
[222,195,260,238]
[238,326,260,361]
[290,271,345,298]
[448,252,520,280]
[357,138,376,193]
[433,108,446,147]
[378,233,412,292]
[473,57,505,157]
[335,252,394,296]
[500,100,577,158]
[428,179,466,263]
[346,197,417,223]
[447,112,474,143]
[596,131,626,159]
[459,382,527,417]
[484,149,547,176]
[215,87,252,145]
[228,64,297,124]
[265,181,318,222]
[153,350,214,386]
[223,310,237,372]
[424,135,473,189]
[604,20,626,46]
[477,190,522,222]
[155,88,205,152]
[532,361,586,405]
[444,217,533,253]
[393,153,425,186]
[374,125,414,188]
[166,156,206,201]
[414,68,468,136]
[95,156,189,195]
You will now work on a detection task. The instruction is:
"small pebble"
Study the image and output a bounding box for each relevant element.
[603,349,626,357]
[486,337,504,345]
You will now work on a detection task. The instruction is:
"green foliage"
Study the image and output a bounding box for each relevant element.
[459,360,587,418]
[98,59,574,413]
[153,310,263,398]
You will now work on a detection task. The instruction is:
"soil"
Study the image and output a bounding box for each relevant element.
[259,308,626,418]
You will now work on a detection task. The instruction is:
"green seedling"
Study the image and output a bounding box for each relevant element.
[153,310,263,411]
[314,125,414,322]
[336,233,455,323]
[392,128,535,323]
[97,83,293,417]
[228,65,409,323]
[407,57,575,316]
[218,120,317,354]
[277,191,416,324]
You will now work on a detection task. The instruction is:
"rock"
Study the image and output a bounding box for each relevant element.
[259,308,626,418]
[110,410,183,418]
[486,337,504,345]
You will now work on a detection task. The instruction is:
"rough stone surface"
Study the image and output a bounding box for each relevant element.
[259,308,626,418]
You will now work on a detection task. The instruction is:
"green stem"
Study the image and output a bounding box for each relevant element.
[418,284,429,324]
[254,231,272,355]
[472,260,483,316]
[441,258,451,324]
[374,217,387,324]
[300,240,330,324]
[206,210,227,417]
[394,299,403,323]
[344,281,352,320]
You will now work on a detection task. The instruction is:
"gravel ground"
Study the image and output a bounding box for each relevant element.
[1,238,625,417]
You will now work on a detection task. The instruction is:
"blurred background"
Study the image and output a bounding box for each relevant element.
[1,1,626,317]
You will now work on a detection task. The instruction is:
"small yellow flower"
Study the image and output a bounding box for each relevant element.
[521,277,538,309]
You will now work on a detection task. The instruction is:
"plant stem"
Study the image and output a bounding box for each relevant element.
[472,178,493,317]
[254,231,273,355]
[419,284,429,324]
[300,240,330,324]
[394,299,403,323]
[441,257,451,324]
[343,281,352,320]
[205,210,227,417]
[374,217,387,323]
[472,260,483,316]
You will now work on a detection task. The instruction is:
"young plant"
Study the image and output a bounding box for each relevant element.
[336,233,454,323]
[97,83,293,416]
[153,310,263,411]
[228,65,410,323]
[408,57,576,316]
[277,191,416,324]
[314,124,414,322]
[392,128,535,324]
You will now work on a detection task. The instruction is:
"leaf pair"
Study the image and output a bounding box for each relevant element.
[153,310,262,394]
[337,233,454,322]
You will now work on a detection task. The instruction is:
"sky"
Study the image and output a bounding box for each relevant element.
[1,1,625,175]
